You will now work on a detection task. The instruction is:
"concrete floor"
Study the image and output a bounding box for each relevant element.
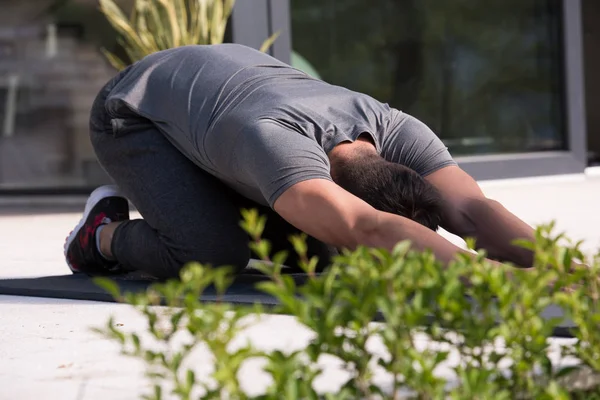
[1,172,599,399]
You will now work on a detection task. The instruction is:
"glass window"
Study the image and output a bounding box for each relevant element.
[291,0,566,156]
[0,1,233,191]
[0,2,120,190]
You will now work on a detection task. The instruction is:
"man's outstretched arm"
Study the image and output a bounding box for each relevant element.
[273,178,498,266]
[425,166,535,268]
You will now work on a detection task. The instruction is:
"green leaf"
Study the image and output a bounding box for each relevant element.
[285,376,299,399]
[252,261,275,277]
[186,369,196,390]
[305,256,319,277]
[289,234,308,258]
[545,380,570,400]
[213,268,234,296]
[464,236,477,250]
[99,0,148,53]
[260,31,280,53]
[250,239,272,260]
[392,240,412,257]
[513,238,536,251]
[132,333,141,352]
[152,384,162,400]
[156,0,182,47]
[94,277,122,300]
[100,48,128,70]
[541,354,554,377]
[240,208,267,239]
[272,250,289,268]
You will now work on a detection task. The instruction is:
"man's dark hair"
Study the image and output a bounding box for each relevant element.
[332,152,444,231]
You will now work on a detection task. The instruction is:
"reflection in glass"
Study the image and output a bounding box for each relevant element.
[0,1,121,190]
[291,0,565,156]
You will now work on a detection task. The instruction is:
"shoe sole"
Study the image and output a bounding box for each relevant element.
[64,185,123,273]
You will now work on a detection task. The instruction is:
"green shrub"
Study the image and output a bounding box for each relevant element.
[94,210,600,399]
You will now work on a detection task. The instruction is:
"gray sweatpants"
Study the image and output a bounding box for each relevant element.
[89,71,336,280]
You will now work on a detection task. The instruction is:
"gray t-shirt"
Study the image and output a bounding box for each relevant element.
[105,44,455,207]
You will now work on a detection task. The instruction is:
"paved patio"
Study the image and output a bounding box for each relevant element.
[1,171,600,399]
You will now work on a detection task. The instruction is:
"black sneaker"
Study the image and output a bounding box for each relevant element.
[64,185,130,275]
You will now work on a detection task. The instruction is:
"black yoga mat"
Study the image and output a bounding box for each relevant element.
[0,271,576,338]
[0,270,281,305]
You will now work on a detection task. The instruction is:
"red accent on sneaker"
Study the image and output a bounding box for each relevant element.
[79,212,107,249]
[67,253,80,272]
[93,213,107,227]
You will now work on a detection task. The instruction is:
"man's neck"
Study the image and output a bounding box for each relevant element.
[328,135,376,160]
[328,135,378,181]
